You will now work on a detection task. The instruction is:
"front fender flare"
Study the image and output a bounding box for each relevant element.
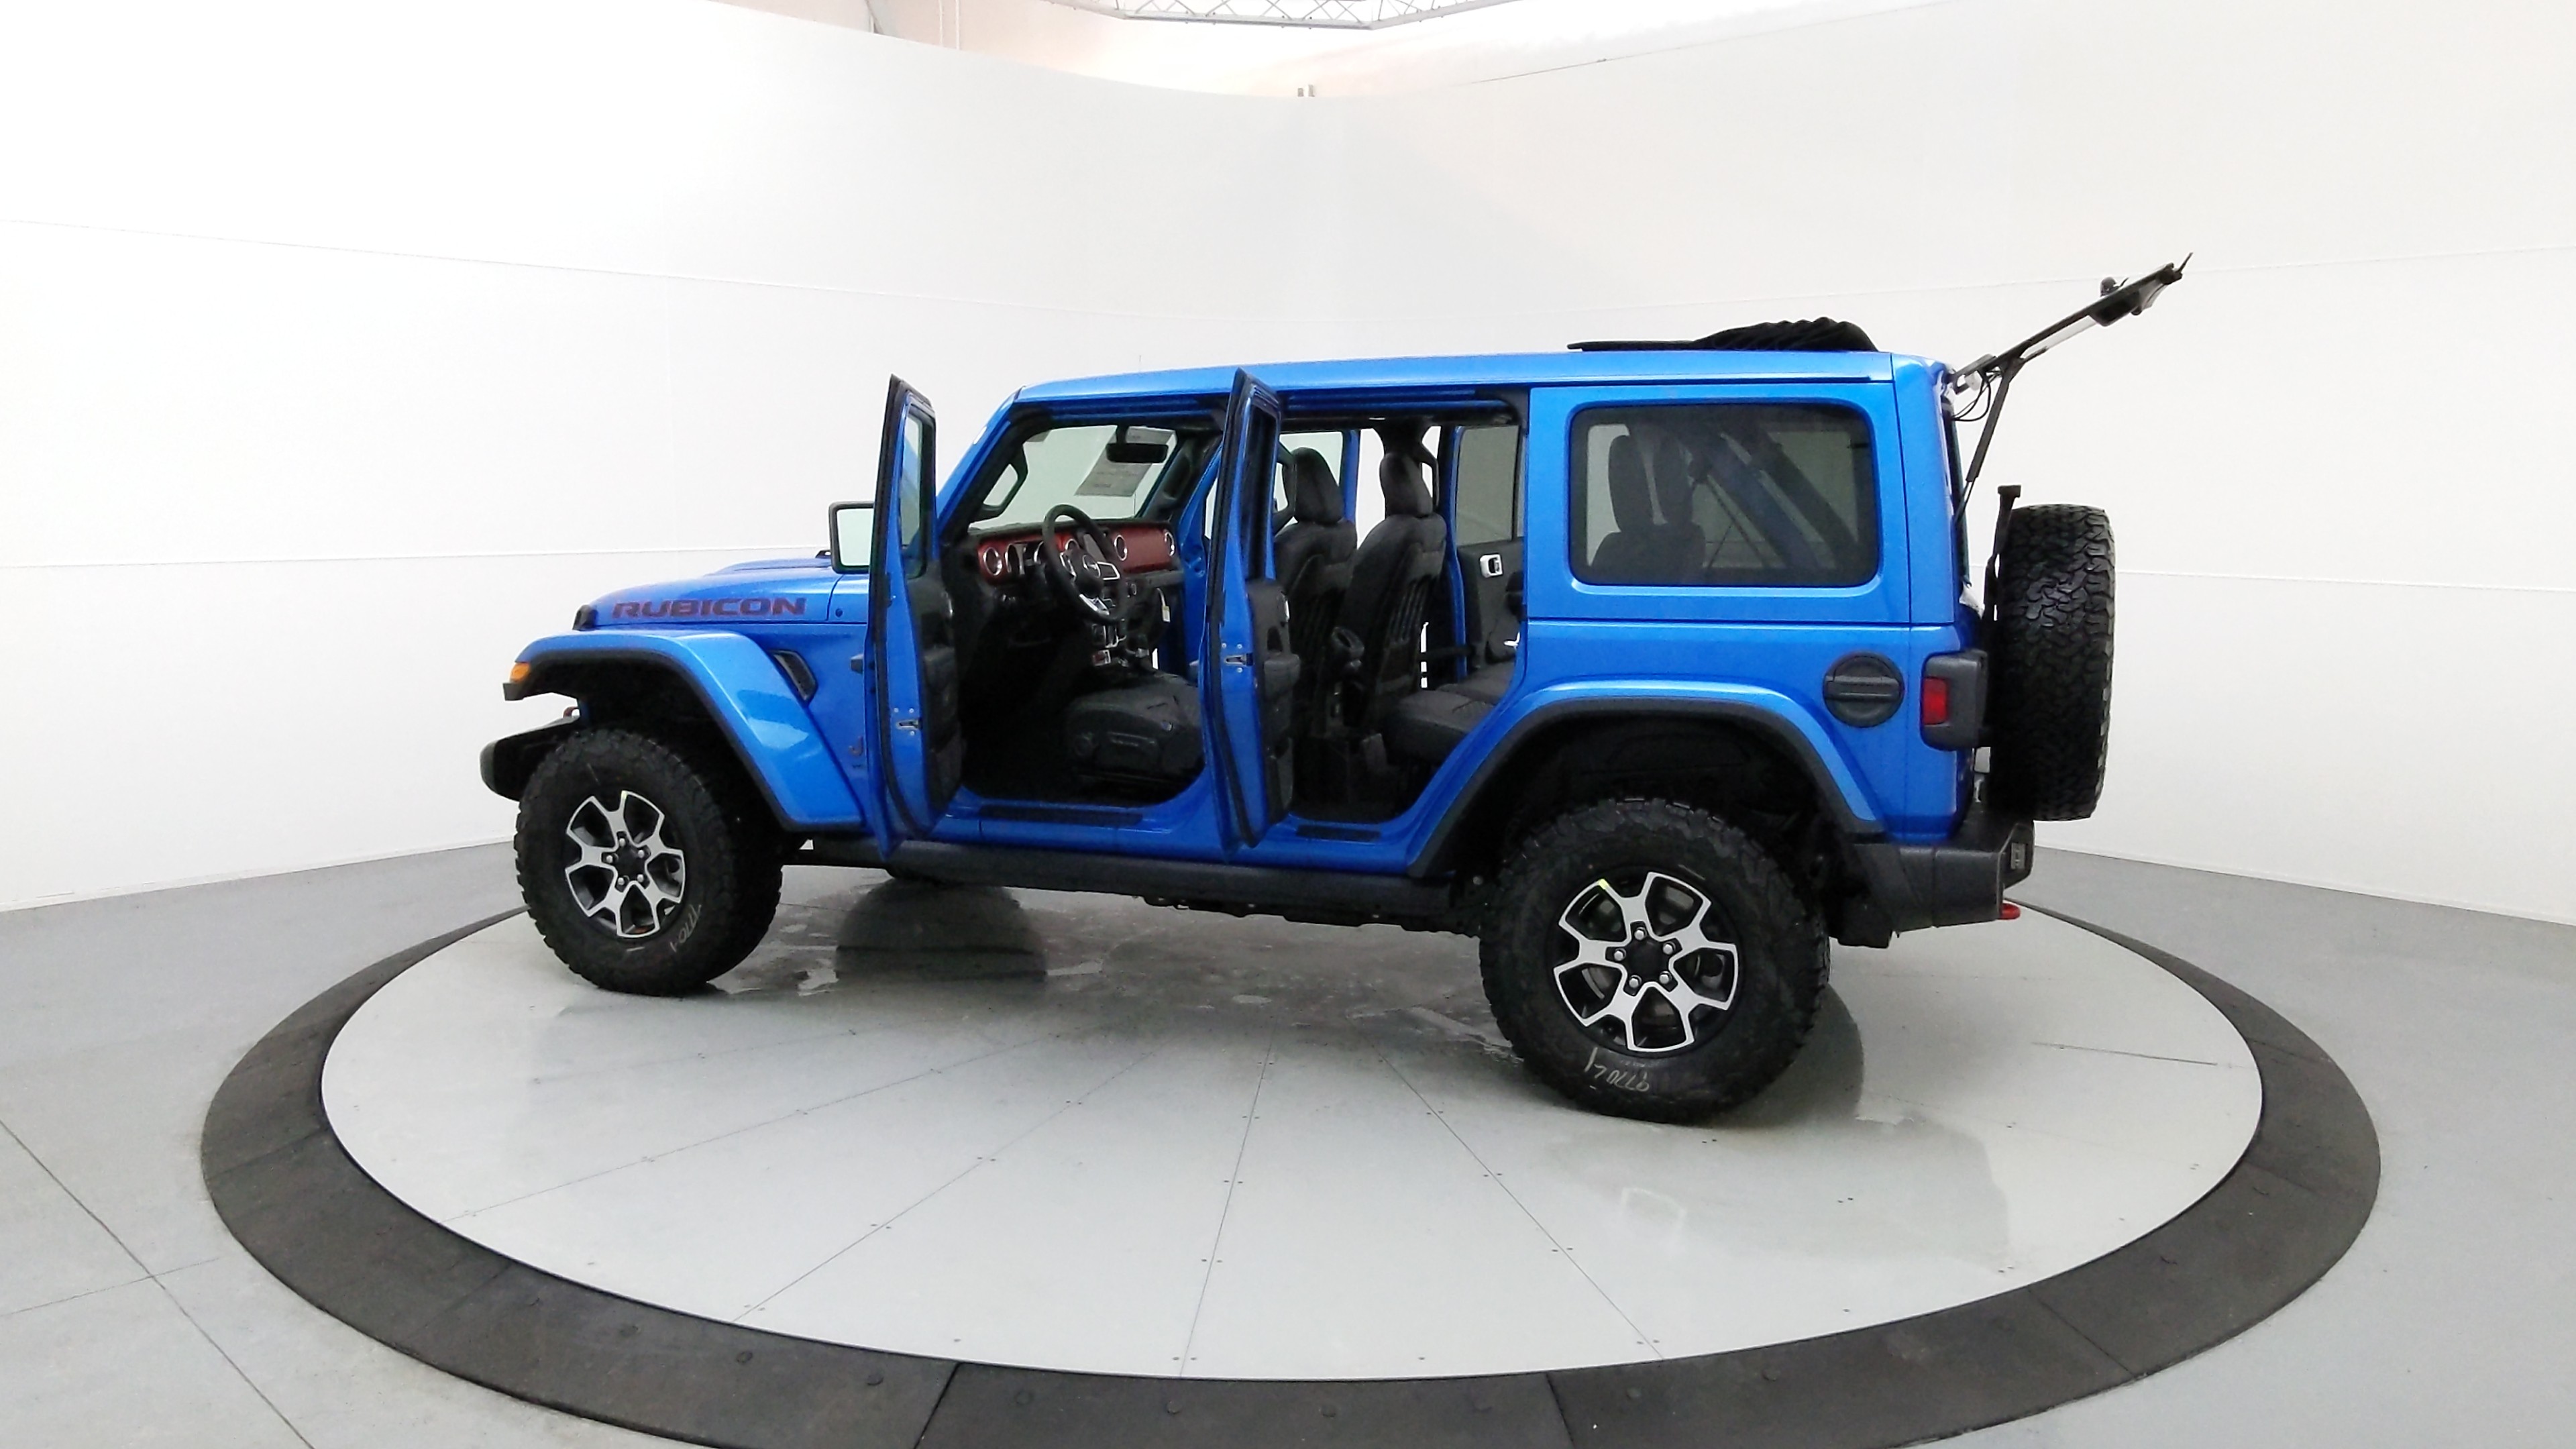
[1408,681,1883,878]
[504,631,861,830]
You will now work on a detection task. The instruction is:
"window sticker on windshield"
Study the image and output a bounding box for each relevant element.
[1075,428,1173,497]
[1076,458,1154,496]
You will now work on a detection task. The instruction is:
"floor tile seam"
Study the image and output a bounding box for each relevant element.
[2010,1281,2144,1383]
[0,1112,156,1283]
[0,1271,158,1320]
[2028,1040,2249,1069]
[201,1113,335,1190]
[1176,1031,1277,1377]
[1817,1013,2257,1063]
[1365,1035,1663,1360]
[144,1267,320,1448]
[430,1013,1150,1226]
[733,1040,1168,1324]
[143,1250,244,1286]
[1538,1365,1584,1449]
[1867,1089,2261,1176]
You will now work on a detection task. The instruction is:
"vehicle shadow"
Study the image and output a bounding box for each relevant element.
[832,879,1049,982]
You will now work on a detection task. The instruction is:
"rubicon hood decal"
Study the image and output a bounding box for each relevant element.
[608,595,809,621]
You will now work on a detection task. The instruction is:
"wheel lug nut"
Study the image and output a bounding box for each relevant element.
[1609,949,1624,963]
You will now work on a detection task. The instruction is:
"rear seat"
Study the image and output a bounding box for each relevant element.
[1384,661,1515,767]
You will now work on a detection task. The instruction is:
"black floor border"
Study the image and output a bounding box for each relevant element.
[203,906,2377,1449]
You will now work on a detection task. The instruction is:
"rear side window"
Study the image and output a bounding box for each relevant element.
[1452,423,1523,548]
[1572,403,1877,588]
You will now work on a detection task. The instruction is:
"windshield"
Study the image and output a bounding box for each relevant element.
[973,424,1191,532]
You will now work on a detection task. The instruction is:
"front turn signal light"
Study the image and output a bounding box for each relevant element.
[507,661,532,686]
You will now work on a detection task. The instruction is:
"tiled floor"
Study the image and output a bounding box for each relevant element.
[1,845,2569,1444]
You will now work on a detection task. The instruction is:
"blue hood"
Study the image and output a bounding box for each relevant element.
[585,554,845,628]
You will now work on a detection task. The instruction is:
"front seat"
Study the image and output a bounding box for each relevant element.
[1273,447,1355,727]
[1330,449,1449,734]
[1064,673,1201,790]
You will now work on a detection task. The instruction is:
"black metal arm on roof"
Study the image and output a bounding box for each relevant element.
[1953,257,2190,494]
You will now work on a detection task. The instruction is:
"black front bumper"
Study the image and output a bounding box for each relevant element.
[478,718,580,802]
[1837,806,2035,947]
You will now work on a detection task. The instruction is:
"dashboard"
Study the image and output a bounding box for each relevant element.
[973,523,1178,585]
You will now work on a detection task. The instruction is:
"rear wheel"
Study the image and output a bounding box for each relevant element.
[516,729,780,995]
[1480,799,1825,1122]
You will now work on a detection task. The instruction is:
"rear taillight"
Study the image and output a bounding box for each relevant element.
[1920,651,1986,751]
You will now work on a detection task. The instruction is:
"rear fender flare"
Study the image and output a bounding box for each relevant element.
[504,632,862,830]
[1409,683,1882,878]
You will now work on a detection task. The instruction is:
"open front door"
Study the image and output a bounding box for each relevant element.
[863,376,961,853]
[1204,370,1300,846]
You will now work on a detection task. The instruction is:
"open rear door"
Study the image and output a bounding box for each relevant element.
[863,377,961,853]
[1203,370,1299,846]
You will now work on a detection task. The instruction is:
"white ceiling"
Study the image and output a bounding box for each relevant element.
[1040,0,1523,28]
[727,0,1921,95]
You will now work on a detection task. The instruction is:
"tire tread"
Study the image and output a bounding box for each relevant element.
[1988,504,2116,820]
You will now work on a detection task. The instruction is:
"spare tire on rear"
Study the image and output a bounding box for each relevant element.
[1986,504,2115,820]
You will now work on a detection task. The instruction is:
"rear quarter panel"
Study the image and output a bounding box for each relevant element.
[1521,380,1964,839]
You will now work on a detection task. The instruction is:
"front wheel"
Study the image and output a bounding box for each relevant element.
[1481,799,1825,1122]
[516,729,781,995]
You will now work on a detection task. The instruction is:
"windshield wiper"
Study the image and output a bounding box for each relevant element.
[1951,258,2189,496]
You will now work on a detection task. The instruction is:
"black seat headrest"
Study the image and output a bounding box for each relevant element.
[1285,448,1342,526]
[1379,453,1435,519]
[1605,435,1652,532]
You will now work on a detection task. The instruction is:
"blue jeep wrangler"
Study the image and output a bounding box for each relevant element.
[484,264,2183,1120]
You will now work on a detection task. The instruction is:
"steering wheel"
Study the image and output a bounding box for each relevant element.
[1036,504,1132,625]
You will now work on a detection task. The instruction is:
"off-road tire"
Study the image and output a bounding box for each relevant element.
[1988,504,2116,820]
[517,728,782,995]
[1481,800,1827,1122]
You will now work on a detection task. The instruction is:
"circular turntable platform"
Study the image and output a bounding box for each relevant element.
[318,871,2260,1382]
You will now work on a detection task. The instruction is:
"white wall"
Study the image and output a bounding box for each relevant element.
[4,0,2570,920]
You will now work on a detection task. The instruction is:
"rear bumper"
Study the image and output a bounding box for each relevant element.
[1837,806,2035,946]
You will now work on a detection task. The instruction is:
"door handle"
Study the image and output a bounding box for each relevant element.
[1478,553,1504,578]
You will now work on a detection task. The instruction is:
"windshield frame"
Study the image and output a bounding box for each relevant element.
[955,406,1223,537]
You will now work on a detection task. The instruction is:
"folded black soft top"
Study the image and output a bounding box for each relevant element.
[1569,317,1877,354]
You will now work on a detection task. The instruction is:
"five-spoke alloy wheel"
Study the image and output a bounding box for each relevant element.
[1482,798,1826,1122]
